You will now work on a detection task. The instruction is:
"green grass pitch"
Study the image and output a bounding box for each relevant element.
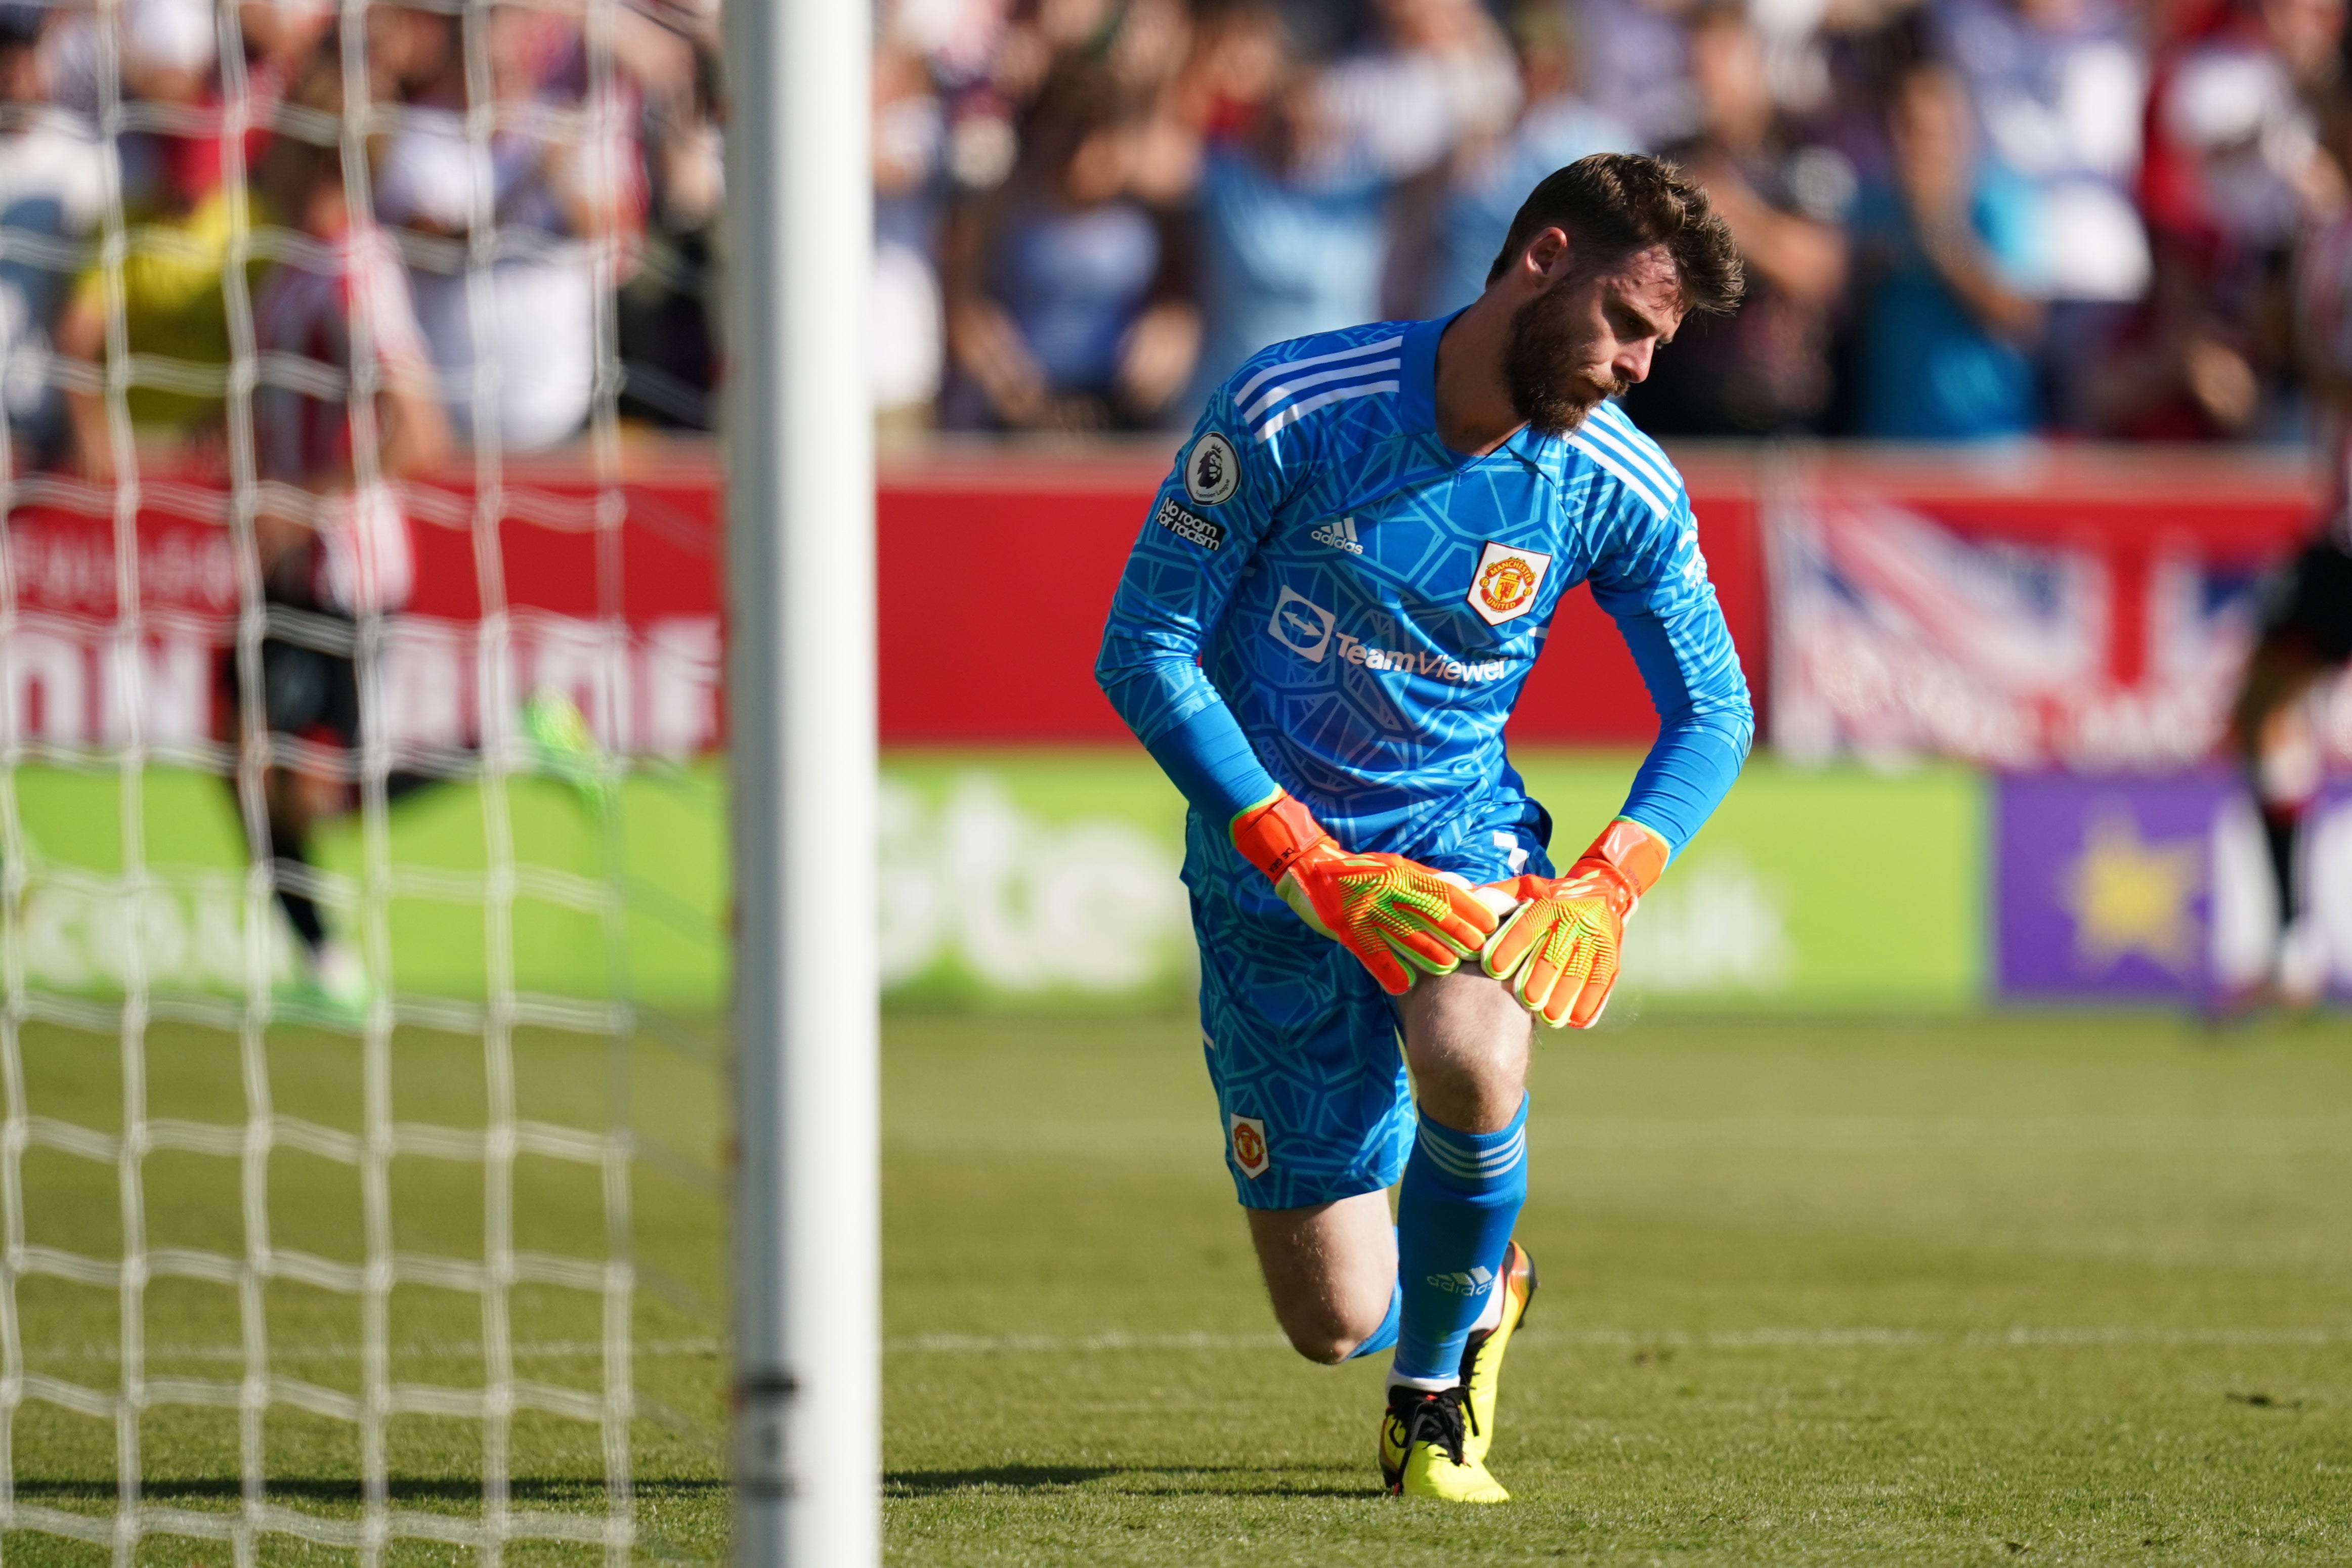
[882,1009,2352,1565]
[7,1007,2351,1563]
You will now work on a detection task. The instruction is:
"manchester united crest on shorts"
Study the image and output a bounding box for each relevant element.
[1467,540,1552,627]
[1228,1113,1270,1178]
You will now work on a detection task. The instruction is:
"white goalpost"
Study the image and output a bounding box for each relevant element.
[721,1,879,1564]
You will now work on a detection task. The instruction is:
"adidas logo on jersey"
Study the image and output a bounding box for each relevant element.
[1310,516,1362,554]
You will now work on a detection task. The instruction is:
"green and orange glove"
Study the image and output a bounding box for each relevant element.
[1230,790,1500,995]
[1478,817,1671,1029]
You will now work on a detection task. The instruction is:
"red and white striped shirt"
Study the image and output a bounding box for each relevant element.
[252,228,436,612]
[252,226,435,486]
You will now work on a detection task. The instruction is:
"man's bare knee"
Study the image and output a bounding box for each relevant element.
[1285,1329,1360,1366]
[1246,1194,1396,1367]
[1400,968,1530,1133]
[1275,1299,1387,1365]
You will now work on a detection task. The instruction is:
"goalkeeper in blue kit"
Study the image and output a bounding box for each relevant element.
[1095,154,1754,1502]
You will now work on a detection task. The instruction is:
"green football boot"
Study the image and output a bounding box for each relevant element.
[522,690,611,812]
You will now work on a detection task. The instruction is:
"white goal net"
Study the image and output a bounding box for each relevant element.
[0,0,729,1559]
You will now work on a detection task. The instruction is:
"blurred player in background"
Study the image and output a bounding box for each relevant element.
[2241,79,2352,1006]
[2230,520,2351,1008]
[1097,153,1751,1502]
[53,13,254,481]
[238,54,448,1009]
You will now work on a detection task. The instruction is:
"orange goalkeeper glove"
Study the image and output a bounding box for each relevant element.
[1230,790,1499,995]
[1479,817,1671,1029]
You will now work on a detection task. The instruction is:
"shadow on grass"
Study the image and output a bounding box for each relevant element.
[887,1463,1376,1500]
[11,1476,726,1507]
[25,1467,1369,1508]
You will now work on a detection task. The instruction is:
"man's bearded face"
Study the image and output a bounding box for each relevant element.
[1503,268,1631,437]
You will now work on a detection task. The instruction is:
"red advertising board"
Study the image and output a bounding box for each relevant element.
[2,451,724,758]
[873,442,1770,746]
[1,440,2322,757]
[871,443,2321,752]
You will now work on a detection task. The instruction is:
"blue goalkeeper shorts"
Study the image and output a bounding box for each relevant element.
[1183,807,1556,1210]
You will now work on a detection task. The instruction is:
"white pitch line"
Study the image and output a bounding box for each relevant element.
[877,1326,2352,1355]
[1560,1326,2352,1349]
[22,1338,727,1364]
[24,1326,2351,1365]
[887,1331,1293,1355]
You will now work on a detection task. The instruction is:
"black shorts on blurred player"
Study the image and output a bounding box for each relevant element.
[2258,537,2352,666]
[222,556,360,752]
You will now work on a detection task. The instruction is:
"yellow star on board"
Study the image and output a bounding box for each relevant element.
[2061,806,2203,976]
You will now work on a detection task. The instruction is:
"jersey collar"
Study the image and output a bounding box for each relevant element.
[1396,314,1448,437]
[1401,311,1566,478]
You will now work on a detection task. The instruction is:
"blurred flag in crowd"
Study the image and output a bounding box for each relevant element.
[1769,489,2350,771]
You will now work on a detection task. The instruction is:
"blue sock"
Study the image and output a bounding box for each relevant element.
[1344,1278,1402,1360]
[1392,1097,1528,1384]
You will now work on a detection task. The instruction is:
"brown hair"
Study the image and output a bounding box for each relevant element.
[254,50,349,225]
[1485,152,1745,316]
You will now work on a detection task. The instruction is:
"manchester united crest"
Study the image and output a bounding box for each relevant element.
[1228,1113,1270,1178]
[1467,540,1553,627]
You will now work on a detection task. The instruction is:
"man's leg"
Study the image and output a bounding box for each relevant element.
[1245,1193,1397,1364]
[1186,857,1418,1366]
[243,631,354,972]
[1330,967,1531,1503]
[1238,970,1529,1371]
[1391,968,1530,1388]
[2233,635,2327,998]
[263,765,331,959]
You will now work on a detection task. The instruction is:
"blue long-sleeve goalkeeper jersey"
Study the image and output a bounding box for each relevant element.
[1094,313,1754,867]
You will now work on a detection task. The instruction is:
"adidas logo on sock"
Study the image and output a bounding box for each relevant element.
[1426,1265,1495,1297]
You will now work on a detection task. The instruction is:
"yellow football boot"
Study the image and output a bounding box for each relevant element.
[1459,1241,1537,1467]
[1380,1388,1409,1489]
[1378,1386,1510,1503]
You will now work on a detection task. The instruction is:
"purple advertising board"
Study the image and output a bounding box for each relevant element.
[1995,771,2352,1001]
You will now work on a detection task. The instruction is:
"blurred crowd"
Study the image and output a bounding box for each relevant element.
[6,0,2349,464]
[0,0,722,485]
[883,0,2352,445]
